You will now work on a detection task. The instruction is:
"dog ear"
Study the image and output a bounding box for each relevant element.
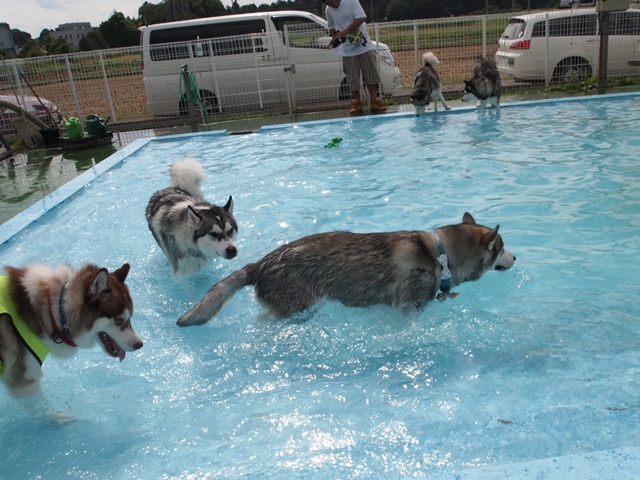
[87,268,110,301]
[224,195,234,215]
[187,205,201,225]
[112,263,130,283]
[462,212,476,224]
[482,225,500,251]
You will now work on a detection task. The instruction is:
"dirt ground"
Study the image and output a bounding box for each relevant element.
[395,45,500,88]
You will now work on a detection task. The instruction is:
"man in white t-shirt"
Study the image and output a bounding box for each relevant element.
[321,0,387,116]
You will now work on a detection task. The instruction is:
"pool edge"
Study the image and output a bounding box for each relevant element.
[0,138,153,246]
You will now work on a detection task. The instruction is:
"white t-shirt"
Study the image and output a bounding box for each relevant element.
[325,0,373,57]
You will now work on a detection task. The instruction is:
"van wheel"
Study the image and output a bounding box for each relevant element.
[199,90,219,117]
[178,90,219,117]
[553,57,592,83]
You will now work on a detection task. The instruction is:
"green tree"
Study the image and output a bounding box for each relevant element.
[38,34,77,55]
[189,0,226,18]
[19,43,47,57]
[49,37,77,54]
[79,30,107,51]
[11,29,32,48]
[100,11,140,48]
[139,0,171,25]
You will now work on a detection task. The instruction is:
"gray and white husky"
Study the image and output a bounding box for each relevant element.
[0,262,143,397]
[410,52,451,116]
[146,159,238,276]
[177,213,516,327]
[462,57,501,111]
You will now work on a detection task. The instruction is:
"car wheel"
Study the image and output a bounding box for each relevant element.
[553,57,592,82]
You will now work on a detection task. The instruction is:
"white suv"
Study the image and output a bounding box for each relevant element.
[496,7,640,81]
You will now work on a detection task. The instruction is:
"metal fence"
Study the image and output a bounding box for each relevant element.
[1,9,639,139]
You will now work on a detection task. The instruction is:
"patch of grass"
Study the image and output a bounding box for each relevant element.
[548,76,640,93]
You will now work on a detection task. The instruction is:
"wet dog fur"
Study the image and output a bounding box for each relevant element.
[462,57,501,111]
[146,159,238,276]
[177,213,516,326]
[0,262,143,398]
[410,52,451,116]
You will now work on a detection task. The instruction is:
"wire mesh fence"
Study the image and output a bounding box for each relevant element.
[1,8,639,140]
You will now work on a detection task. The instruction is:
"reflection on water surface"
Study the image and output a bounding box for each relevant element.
[0,144,118,225]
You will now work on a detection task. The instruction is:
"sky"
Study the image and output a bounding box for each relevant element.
[4,0,257,39]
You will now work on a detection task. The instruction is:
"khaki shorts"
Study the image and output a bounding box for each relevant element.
[342,50,380,93]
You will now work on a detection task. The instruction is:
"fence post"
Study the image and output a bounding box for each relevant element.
[64,55,82,120]
[482,16,487,59]
[283,26,295,115]
[545,13,551,88]
[181,64,198,131]
[98,51,117,122]
[598,12,610,90]
[206,39,223,113]
[374,23,382,97]
[413,22,419,74]
[252,35,264,110]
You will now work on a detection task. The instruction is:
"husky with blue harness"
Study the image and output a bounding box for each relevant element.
[177,213,516,326]
[0,262,143,397]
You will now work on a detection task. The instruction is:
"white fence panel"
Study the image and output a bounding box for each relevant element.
[2,10,639,137]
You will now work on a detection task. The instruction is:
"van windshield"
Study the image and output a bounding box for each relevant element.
[271,15,329,48]
[501,19,526,39]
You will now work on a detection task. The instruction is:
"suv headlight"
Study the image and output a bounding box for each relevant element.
[376,48,397,67]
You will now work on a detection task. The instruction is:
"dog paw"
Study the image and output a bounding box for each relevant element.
[436,291,459,302]
[51,411,77,425]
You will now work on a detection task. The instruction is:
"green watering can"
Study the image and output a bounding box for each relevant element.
[85,114,111,135]
[64,117,84,139]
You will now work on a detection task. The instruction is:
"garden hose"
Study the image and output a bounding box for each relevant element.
[179,69,209,124]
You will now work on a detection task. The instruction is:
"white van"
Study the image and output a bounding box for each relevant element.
[139,11,402,116]
[495,7,640,81]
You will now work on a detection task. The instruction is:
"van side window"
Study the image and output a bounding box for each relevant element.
[272,16,329,48]
[149,19,267,61]
[533,14,597,38]
[611,11,640,35]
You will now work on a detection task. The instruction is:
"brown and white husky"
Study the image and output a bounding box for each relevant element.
[0,262,143,397]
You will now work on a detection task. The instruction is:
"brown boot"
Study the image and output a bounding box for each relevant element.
[370,97,387,113]
[349,99,364,116]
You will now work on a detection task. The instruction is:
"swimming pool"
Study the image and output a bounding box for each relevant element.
[1,94,639,479]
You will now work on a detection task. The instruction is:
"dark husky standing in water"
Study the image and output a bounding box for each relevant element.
[177,213,516,326]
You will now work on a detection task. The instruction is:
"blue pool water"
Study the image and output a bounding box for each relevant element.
[1,94,639,479]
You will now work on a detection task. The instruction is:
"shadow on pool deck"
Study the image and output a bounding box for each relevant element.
[1,86,638,226]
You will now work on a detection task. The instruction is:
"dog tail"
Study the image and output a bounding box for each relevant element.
[177,268,250,327]
[170,159,206,198]
[423,51,440,67]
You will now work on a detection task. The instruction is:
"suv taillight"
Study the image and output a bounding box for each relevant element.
[511,40,531,50]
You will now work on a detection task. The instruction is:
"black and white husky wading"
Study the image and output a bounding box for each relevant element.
[0,262,143,398]
[410,52,451,116]
[146,159,238,276]
[177,213,516,327]
[462,57,501,111]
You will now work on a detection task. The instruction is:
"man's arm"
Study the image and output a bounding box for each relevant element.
[333,16,366,40]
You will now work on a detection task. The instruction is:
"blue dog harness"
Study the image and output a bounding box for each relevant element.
[435,237,459,301]
[0,276,50,376]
